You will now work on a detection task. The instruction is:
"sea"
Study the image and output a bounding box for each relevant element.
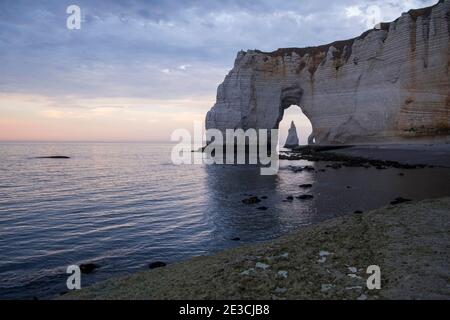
[1,142,449,299]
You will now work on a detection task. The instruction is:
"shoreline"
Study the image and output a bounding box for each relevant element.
[61,197,450,300]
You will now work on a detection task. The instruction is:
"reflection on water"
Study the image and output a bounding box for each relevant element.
[0,142,449,299]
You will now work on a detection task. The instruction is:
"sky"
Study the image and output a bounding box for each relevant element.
[0,0,437,142]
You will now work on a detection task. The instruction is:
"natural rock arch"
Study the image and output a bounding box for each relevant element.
[276,87,315,145]
[206,1,450,145]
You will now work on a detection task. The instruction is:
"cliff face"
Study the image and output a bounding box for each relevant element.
[206,0,450,145]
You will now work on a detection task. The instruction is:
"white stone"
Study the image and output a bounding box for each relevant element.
[319,251,332,257]
[277,270,288,279]
[240,268,255,276]
[274,287,287,294]
[318,257,327,264]
[345,286,363,290]
[357,294,368,300]
[321,284,335,292]
[255,262,270,270]
[347,274,363,279]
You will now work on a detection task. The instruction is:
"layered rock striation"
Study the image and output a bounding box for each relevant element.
[206,1,450,145]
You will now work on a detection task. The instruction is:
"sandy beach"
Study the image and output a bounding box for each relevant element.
[61,197,450,300]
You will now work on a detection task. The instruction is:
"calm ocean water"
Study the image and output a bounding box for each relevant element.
[1,142,449,299]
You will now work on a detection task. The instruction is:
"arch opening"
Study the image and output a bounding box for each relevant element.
[278,105,314,147]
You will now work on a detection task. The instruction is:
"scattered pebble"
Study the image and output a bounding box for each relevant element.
[357,294,368,300]
[240,268,255,276]
[319,251,331,257]
[277,271,288,279]
[345,286,363,290]
[279,252,289,259]
[348,267,358,273]
[318,257,327,264]
[274,287,287,294]
[255,262,270,270]
[347,274,362,279]
[321,284,334,292]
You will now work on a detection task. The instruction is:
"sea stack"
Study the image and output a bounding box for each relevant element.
[284,121,300,148]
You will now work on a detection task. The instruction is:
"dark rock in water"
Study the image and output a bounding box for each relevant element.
[242,196,261,205]
[354,210,363,214]
[346,186,352,189]
[286,196,294,202]
[148,261,167,269]
[326,163,342,170]
[231,237,241,241]
[318,169,326,172]
[79,263,99,274]
[299,184,313,189]
[257,206,268,211]
[289,166,303,173]
[261,196,268,199]
[303,166,315,172]
[390,197,412,205]
[376,166,387,170]
[36,156,70,159]
[296,195,314,200]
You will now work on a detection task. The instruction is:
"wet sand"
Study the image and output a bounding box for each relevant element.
[329,144,450,168]
[61,197,450,300]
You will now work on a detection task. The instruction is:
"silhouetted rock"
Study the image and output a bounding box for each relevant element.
[299,184,313,189]
[257,206,268,211]
[242,196,261,205]
[327,163,342,169]
[296,195,314,200]
[35,156,70,159]
[390,197,412,205]
[79,263,99,274]
[148,261,167,269]
[284,121,300,149]
[231,237,241,241]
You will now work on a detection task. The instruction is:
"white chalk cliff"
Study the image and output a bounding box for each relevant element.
[284,121,300,148]
[206,1,450,145]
